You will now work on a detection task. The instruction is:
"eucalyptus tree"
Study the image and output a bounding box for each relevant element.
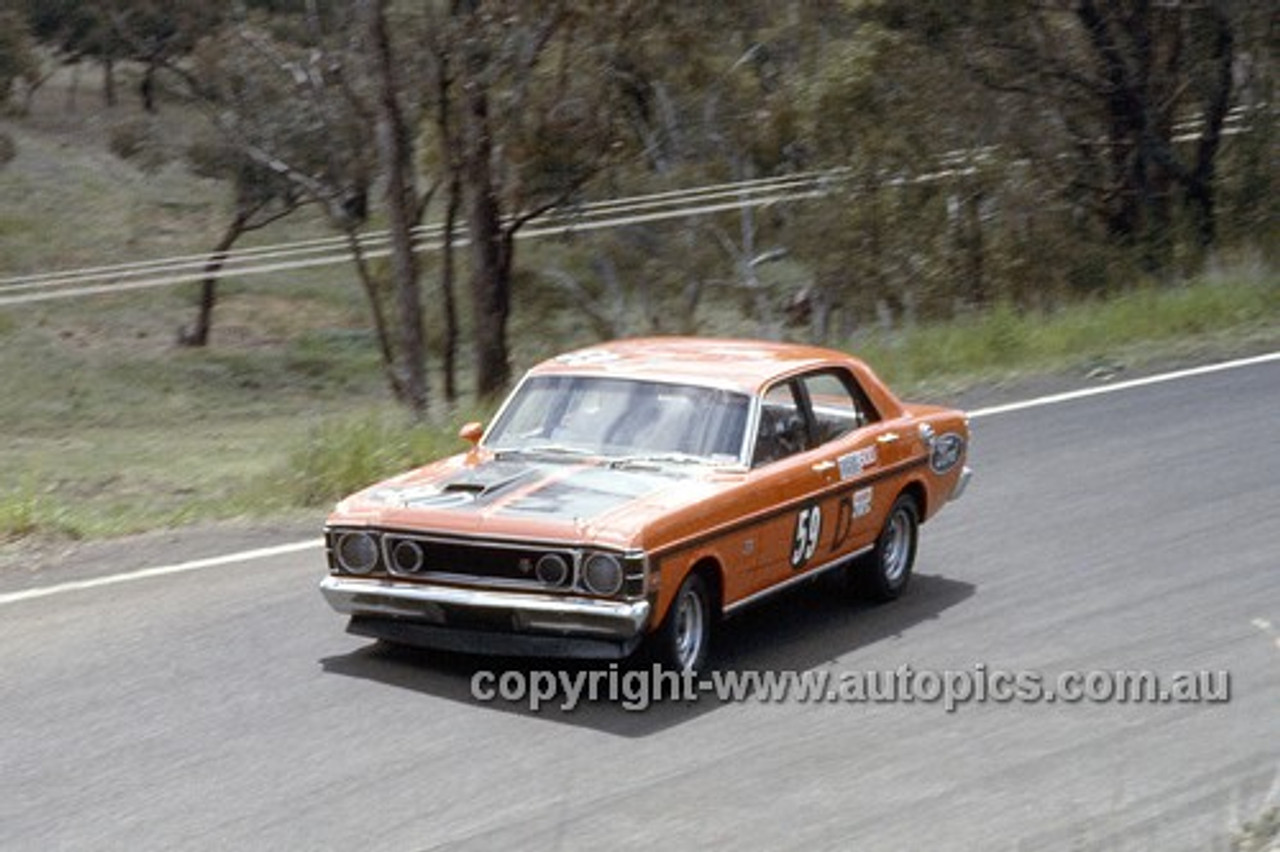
[177,9,431,413]
[896,0,1263,273]
[415,0,644,396]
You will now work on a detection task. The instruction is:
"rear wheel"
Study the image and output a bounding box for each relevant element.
[648,572,712,672]
[851,494,918,601]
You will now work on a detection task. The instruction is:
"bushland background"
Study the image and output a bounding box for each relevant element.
[0,0,1275,542]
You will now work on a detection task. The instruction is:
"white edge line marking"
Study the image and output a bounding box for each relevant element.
[0,539,322,606]
[2,349,1276,607]
[967,350,1280,419]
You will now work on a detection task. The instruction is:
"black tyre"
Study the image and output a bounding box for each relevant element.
[851,493,918,602]
[648,571,712,672]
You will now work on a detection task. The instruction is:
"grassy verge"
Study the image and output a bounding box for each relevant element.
[273,410,491,508]
[1232,806,1280,852]
[851,270,1279,394]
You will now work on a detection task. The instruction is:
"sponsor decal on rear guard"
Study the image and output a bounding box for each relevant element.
[837,446,878,480]
[930,433,965,474]
[853,487,873,519]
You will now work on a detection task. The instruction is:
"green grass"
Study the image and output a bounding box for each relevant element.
[850,272,1279,394]
[271,409,492,509]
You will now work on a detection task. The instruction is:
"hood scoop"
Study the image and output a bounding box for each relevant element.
[441,482,489,495]
[440,469,530,497]
[394,467,533,509]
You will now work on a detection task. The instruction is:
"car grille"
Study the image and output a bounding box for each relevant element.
[325,528,645,599]
[382,532,570,588]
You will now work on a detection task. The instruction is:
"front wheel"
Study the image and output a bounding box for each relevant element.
[851,494,919,602]
[648,572,712,673]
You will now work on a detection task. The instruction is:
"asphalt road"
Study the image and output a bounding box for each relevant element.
[2,358,1277,851]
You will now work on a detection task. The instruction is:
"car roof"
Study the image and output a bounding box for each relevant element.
[526,337,860,394]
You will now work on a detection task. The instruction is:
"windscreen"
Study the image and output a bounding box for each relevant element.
[485,375,751,463]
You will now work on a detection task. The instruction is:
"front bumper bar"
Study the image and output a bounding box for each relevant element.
[320,575,651,658]
[950,465,973,501]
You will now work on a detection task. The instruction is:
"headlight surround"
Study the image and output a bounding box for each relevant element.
[535,553,570,587]
[389,539,425,575]
[335,531,380,575]
[582,552,624,596]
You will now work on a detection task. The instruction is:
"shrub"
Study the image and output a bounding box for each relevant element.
[275,414,472,507]
[108,118,150,161]
[107,119,170,172]
[1232,805,1279,852]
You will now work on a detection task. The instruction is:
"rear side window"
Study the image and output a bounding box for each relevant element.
[799,370,877,444]
[751,368,880,467]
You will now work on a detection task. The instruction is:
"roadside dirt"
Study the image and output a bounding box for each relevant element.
[0,514,323,593]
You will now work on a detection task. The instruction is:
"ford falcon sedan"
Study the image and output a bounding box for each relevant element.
[320,337,971,672]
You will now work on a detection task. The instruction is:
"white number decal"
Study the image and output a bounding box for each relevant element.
[790,505,823,568]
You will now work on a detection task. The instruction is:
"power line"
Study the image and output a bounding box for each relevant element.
[0,171,844,306]
[0,105,1257,308]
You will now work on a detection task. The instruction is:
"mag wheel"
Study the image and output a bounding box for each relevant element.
[853,494,919,602]
[650,572,712,673]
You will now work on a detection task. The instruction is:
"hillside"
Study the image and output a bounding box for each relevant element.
[1,64,1277,544]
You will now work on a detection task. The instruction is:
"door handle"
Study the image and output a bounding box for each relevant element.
[812,460,836,473]
[877,432,900,444]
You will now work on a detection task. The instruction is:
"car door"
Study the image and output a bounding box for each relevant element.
[792,369,886,567]
[743,369,883,597]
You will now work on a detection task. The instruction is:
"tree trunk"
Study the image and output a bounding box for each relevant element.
[1078,0,1144,246]
[102,57,117,107]
[949,188,987,309]
[181,211,249,348]
[440,174,461,403]
[342,227,408,404]
[363,0,428,418]
[1185,7,1234,249]
[463,85,513,397]
[140,62,157,113]
[434,42,461,405]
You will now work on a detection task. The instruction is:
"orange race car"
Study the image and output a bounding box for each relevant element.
[320,337,971,671]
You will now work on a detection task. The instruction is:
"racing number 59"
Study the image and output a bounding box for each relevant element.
[790,505,822,568]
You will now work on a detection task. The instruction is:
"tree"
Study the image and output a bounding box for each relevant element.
[180,137,308,347]
[358,0,429,414]
[106,0,226,112]
[177,16,427,406]
[0,9,39,110]
[19,0,130,105]
[419,0,642,396]
[913,0,1251,272]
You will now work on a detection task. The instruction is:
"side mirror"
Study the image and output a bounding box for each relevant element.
[458,421,485,448]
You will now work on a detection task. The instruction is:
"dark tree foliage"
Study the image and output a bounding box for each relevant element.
[0,9,39,108]
[883,1,1253,268]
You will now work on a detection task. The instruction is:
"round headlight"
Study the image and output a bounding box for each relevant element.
[390,539,425,574]
[336,532,379,574]
[535,553,570,587]
[582,552,623,596]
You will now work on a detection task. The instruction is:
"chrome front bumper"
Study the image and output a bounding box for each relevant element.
[320,575,651,643]
[950,465,973,501]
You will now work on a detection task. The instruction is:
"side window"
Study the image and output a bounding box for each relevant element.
[798,370,876,445]
[752,381,809,467]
